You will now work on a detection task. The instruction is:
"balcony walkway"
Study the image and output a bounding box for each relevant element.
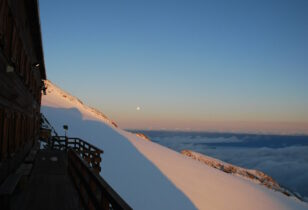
[11,150,81,210]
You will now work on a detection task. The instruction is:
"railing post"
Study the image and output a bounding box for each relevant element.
[51,136,55,149]
[65,136,68,150]
[74,138,77,150]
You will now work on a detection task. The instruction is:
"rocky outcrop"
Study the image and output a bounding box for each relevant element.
[181,150,302,200]
[136,133,151,142]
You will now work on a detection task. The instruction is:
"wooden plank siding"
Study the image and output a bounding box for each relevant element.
[1,111,9,160]
[0,0,46,183]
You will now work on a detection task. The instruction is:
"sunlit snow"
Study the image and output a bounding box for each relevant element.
[41,80,308,210]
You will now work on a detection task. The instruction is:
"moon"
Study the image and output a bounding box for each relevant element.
[136,106,141,111]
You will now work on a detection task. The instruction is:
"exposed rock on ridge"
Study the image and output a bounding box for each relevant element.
[135,133,151,142]
[181,150,302,200]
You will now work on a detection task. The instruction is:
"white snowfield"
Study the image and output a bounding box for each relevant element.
[41,80,308,210]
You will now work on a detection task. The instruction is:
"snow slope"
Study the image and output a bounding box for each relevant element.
[41,80,308,210]
[181,150,302,200]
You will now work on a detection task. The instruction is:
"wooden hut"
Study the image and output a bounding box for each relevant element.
[0,1,132,209]
[0,0,46,183]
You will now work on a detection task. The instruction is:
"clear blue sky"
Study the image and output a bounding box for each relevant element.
[39,0,308,133]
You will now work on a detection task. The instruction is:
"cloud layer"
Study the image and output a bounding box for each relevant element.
[139,131,308,201]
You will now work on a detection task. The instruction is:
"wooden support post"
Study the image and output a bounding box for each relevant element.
[2,111,9,159]
[3,3,12,60]
[0,109,4,160]
[65,136,68,150]
[74,138,77,150]
[101,194,109,210]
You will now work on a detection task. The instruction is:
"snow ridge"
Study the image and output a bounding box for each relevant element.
[44,80,116,126]
[181,150,303,201]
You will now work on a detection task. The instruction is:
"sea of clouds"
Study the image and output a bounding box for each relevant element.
[202,146,308,201]
[137,131,308,201]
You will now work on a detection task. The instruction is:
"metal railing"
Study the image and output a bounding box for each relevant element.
[39,113,132,209]
[51,136,103,173]
[68,150,132,210]
[40,113,59,136]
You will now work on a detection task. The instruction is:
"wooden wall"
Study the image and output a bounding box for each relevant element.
[0,0,46,182]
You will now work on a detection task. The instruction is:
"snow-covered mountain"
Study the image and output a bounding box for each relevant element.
[181,150,302,200]
[44,80,115,126]
[41,80,308,210]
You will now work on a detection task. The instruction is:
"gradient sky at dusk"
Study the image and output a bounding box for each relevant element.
[39,0,308,133]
